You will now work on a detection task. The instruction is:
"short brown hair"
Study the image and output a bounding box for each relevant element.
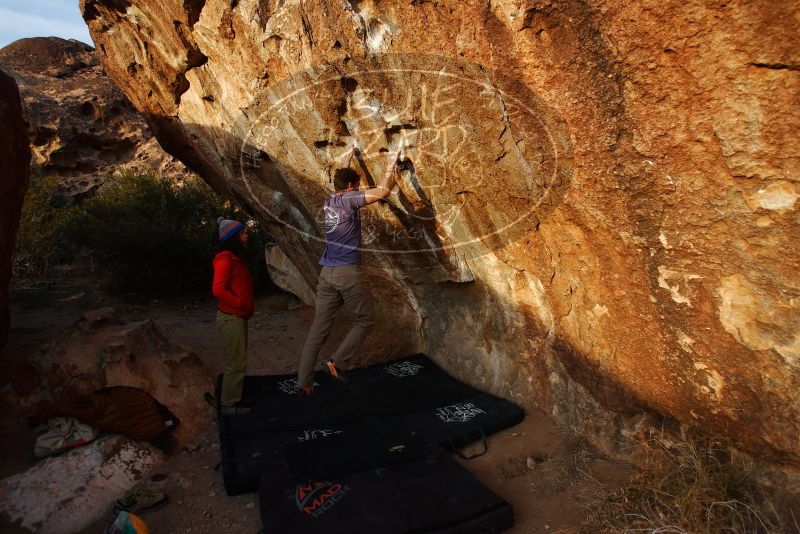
[333,168,360,191]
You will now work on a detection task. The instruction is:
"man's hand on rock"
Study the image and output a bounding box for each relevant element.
[339,145,357,167]
[387,146,402,167]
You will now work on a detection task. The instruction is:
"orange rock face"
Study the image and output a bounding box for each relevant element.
[80,0,799,465]
[0,70,30,348]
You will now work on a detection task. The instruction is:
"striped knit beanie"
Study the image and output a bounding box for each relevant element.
[217,217,244,242]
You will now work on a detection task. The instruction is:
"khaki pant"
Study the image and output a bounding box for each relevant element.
[217,311,248,406]
[298,265,375,388]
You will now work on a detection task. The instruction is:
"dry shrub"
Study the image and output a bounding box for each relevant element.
[578,434,784,534]
[15,171,270,295]
[529,436,599,497]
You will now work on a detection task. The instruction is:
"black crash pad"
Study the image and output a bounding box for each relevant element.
[385,392,525,452]
[221,419,428,496]
[259,445,514,534]
[217,355,481,439]
[348,354,478,416]
[217,372,364,439]
[220,424,348,496]
[216,354,524,509]
[282,418,429,480]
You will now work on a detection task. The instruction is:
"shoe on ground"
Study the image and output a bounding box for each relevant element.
[325,359,348,382]
[220,402,253,416]
[115,488,168,514]
[299,385,314,397]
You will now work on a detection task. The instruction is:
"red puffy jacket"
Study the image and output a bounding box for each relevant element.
[212,250,254,318]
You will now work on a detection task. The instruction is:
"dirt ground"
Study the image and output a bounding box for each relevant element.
[1,279,634,533]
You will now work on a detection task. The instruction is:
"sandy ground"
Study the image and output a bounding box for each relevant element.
[1,280,633,533]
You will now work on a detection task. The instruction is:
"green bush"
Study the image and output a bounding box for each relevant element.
[16,171,269,295]
[14,175,77,277]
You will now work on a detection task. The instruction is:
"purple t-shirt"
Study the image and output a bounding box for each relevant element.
[320,191,366,266]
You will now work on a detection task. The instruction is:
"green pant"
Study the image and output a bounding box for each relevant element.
[217,311,248,406]
[298,265,375,388]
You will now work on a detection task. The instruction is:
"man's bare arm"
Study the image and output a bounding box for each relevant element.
[363,148,400,205]
[339,145,356,168]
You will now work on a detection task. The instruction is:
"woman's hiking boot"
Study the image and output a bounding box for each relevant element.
[220,401,253,416]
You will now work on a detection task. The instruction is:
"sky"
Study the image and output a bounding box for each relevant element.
[0,0,92,49]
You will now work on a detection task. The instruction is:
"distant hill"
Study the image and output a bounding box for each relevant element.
[0,37,189,197]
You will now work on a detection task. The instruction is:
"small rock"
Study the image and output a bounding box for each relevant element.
[208,492,216,497]
[246,502,255,509]
[526,457,537,470]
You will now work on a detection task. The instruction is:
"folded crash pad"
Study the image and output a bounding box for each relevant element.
[259,445,514,534]
[386,392,525,453]
[348,354,478,415]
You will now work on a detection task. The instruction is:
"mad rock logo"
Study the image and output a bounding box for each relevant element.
[295,481,351,517]
[297,429,343,443]
[277,378,319,395]
[384,361,423,377]
[436,402,486,423]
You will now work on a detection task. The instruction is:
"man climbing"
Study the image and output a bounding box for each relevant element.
[297,145,401,395]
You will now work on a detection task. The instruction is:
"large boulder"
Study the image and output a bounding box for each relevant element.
[1,308,214,447]
[265,245,316,306]
[0,37,189,197]
[0,70,30,349]
[80,0,799,465]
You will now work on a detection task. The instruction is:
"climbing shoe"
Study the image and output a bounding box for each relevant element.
[325,359,348,382]
[114,488,168,514]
